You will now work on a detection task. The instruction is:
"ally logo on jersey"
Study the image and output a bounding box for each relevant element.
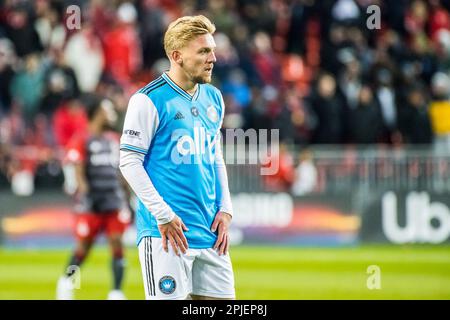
[170,121,220,165]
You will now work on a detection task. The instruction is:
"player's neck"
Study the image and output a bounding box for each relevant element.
[166,69,198,96]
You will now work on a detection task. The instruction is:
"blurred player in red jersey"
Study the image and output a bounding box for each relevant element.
[56,95,131,300]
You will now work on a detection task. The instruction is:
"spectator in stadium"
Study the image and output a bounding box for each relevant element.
[347,84,383,144]
[0,38,16,115]
[0,103,27,146]
[33,0,66,51]
[242,86,272,131]
[309,72,345,144]
[263,142,295,192]
[285,0,314,55]
[320,23,348,76]
[136,0,167,70]
[398,85,433,144]
[338,59,363,111]
[429,72,450,152]
[292,148,318,196]
[212,32,240,82]
[206,0,239,37]
[63,21,104,92]
[372,65,401,144]
[56,95,130,300]
[2,3,43,57]
[9,53,45,124]
[230,23,261,86]
[52,95,88,149]
[39,48,80,118]
[221,68,252,110]
[101,2,142,87]
[435,29,450,70]
[429,0,450,41]
[240,0,277,36]
[251,31,282,87]
[273,86,315,145]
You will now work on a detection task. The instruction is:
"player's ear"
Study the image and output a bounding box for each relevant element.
[171,50,183,65]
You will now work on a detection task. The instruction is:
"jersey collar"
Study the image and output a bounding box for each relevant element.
[162,72,200,102]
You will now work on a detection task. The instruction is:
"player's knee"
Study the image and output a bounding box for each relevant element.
[75,241,92,257]
[112,246,123,259]
[109,238,124,259]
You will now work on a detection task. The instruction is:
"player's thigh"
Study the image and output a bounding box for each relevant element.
[104,211,126,246]
[138,237,195,300]
[74,213,101,242]
[192,249,235,299]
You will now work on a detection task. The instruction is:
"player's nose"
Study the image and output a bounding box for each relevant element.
[208,51,216,63]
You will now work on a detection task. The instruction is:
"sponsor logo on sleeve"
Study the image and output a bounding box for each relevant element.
[123,129,141,139]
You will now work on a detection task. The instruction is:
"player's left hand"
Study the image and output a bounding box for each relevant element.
[211,211,232,256]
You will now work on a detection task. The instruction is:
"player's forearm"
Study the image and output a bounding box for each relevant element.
[119,150,175,224]
[215,143,233,216]
[216,163,233,216]
[74,163,89,194]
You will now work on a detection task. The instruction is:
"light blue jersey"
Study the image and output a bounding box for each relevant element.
[120,73,226,248]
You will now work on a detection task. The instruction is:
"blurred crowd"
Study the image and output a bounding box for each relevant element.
[0,0,450,190]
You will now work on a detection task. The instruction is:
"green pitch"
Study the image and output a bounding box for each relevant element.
[1,245,449,299]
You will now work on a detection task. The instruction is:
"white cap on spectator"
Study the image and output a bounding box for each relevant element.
[0,38,16,65]
[117,2,137,24]
[332,0,360,21]
[431,72,450,98]
[437,29,450,53]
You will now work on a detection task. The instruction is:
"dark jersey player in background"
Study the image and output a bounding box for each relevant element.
[56,95,131,300]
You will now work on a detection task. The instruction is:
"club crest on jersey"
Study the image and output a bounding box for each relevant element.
[159,276,176,294]
[191,106,199,117]
[207,105,219,122]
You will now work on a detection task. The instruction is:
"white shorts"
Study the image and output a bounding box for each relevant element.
[138,237,235,300]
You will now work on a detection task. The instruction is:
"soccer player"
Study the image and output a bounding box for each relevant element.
[119,15,235,300]
[56,95,131,300]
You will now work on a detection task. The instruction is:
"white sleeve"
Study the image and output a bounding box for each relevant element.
[120,93,156,154]
[119,93,175,224]
[215,136,233,216]
[215,93,233,216]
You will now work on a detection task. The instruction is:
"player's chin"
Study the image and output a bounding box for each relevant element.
[195,76,212,84]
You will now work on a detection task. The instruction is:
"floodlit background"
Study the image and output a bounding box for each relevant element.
[1,0,450,299]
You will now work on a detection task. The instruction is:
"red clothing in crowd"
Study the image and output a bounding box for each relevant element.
[102,23,141,85]
[52,102,88,148]
[263,148,295,192]
[429,6,450,42]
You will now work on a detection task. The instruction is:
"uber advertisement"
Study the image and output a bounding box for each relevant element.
[359,190,450,244]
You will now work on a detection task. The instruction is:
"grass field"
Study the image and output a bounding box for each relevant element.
[1,245,449,300]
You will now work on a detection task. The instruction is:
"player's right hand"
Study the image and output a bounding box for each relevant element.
[158,215,189,256]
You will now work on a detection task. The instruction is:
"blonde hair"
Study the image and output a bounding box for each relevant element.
[164,15,216,57]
